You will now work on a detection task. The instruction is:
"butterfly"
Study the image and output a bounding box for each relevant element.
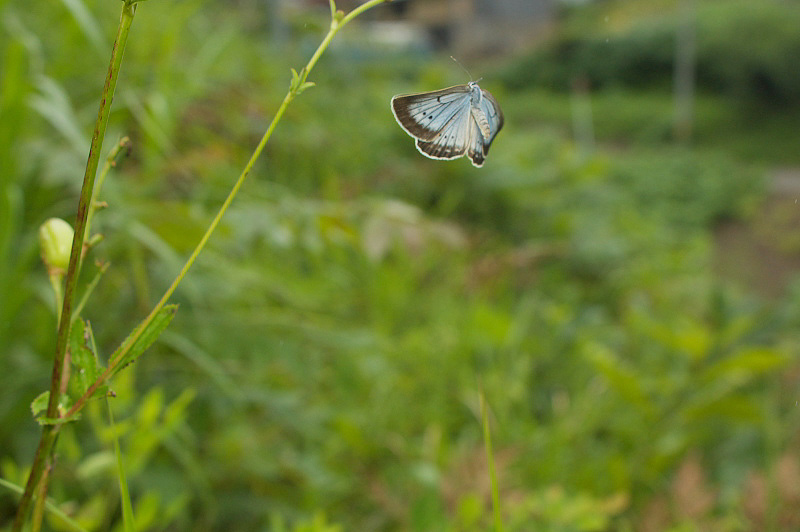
[391,81,504,168]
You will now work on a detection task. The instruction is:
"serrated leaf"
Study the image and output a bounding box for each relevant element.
[31,391,50,418]
[32,392,81,425]
[110,305,178,377]
[70,319,101,395]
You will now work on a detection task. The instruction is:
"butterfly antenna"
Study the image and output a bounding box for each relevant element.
[450,56,474,81]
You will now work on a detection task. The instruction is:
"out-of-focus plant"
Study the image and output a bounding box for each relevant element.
[503,0,800,107]
[8,0,392,529]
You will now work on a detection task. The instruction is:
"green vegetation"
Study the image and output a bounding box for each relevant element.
[1,0,799,530]
[505,0,800,104]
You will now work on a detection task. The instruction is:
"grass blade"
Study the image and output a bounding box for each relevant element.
[107,400,135,531]
[0,477,89,532]
[479,387,504,532]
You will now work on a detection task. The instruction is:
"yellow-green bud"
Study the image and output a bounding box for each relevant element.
[39,217,74,274]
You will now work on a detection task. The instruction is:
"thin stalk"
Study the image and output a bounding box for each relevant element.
[71,261,111,324]
[85,136,131,245]
[480,389,505,532]
[0,478,87,532]
[63,0,390,420]
[48,273,64,324]
[30,458,53,532]
[13,3,136,529]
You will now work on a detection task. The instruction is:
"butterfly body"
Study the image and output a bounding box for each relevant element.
[391,81,504,168]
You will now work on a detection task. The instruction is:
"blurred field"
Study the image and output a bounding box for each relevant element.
[2,0,800,530]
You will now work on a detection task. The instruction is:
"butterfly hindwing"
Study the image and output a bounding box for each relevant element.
[478,89,504,143]
[467,112,487,167]
[469,89,504,167]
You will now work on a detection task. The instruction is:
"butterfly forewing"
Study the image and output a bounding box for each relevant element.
[414,96,473,161]
[391,85,472,142]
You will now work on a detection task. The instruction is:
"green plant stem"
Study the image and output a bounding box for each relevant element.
[49,273,64,324]
[12,4,136,530]
[107,400,135,530]
[85,136,131,245]
[480,389,505,532]
[72,261,111,324]
[0,478,87,532]
[63,0,390,420]
[31,458,53,532]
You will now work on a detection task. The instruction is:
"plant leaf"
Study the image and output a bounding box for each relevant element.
[0,477,90,532]
[70,319,101,395]
[58,0,106,54]
[31,392,81,425]
[110,305,178,377]
[289,67,310,93]
[702,347,789,384]
[295,81,316,95]
[36,413,81,426]
[30,391,50,418]
[585,342,653,416]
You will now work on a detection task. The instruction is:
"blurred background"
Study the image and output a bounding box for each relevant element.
[2,0,800,529]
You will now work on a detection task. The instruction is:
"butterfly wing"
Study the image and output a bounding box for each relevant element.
[413,99,473,161]
[479,89,505,142]
[391,85,472,143]
[466,116,488,167]
[466,89,504,167]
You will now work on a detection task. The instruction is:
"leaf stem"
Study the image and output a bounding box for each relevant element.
[13,3,136,530]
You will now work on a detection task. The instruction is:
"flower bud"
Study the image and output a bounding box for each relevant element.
[39,217,74,274]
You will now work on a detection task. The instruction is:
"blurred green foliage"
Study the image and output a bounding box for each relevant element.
[504,0,800,106]
[502,0,800,163]
[1,0,799,530]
